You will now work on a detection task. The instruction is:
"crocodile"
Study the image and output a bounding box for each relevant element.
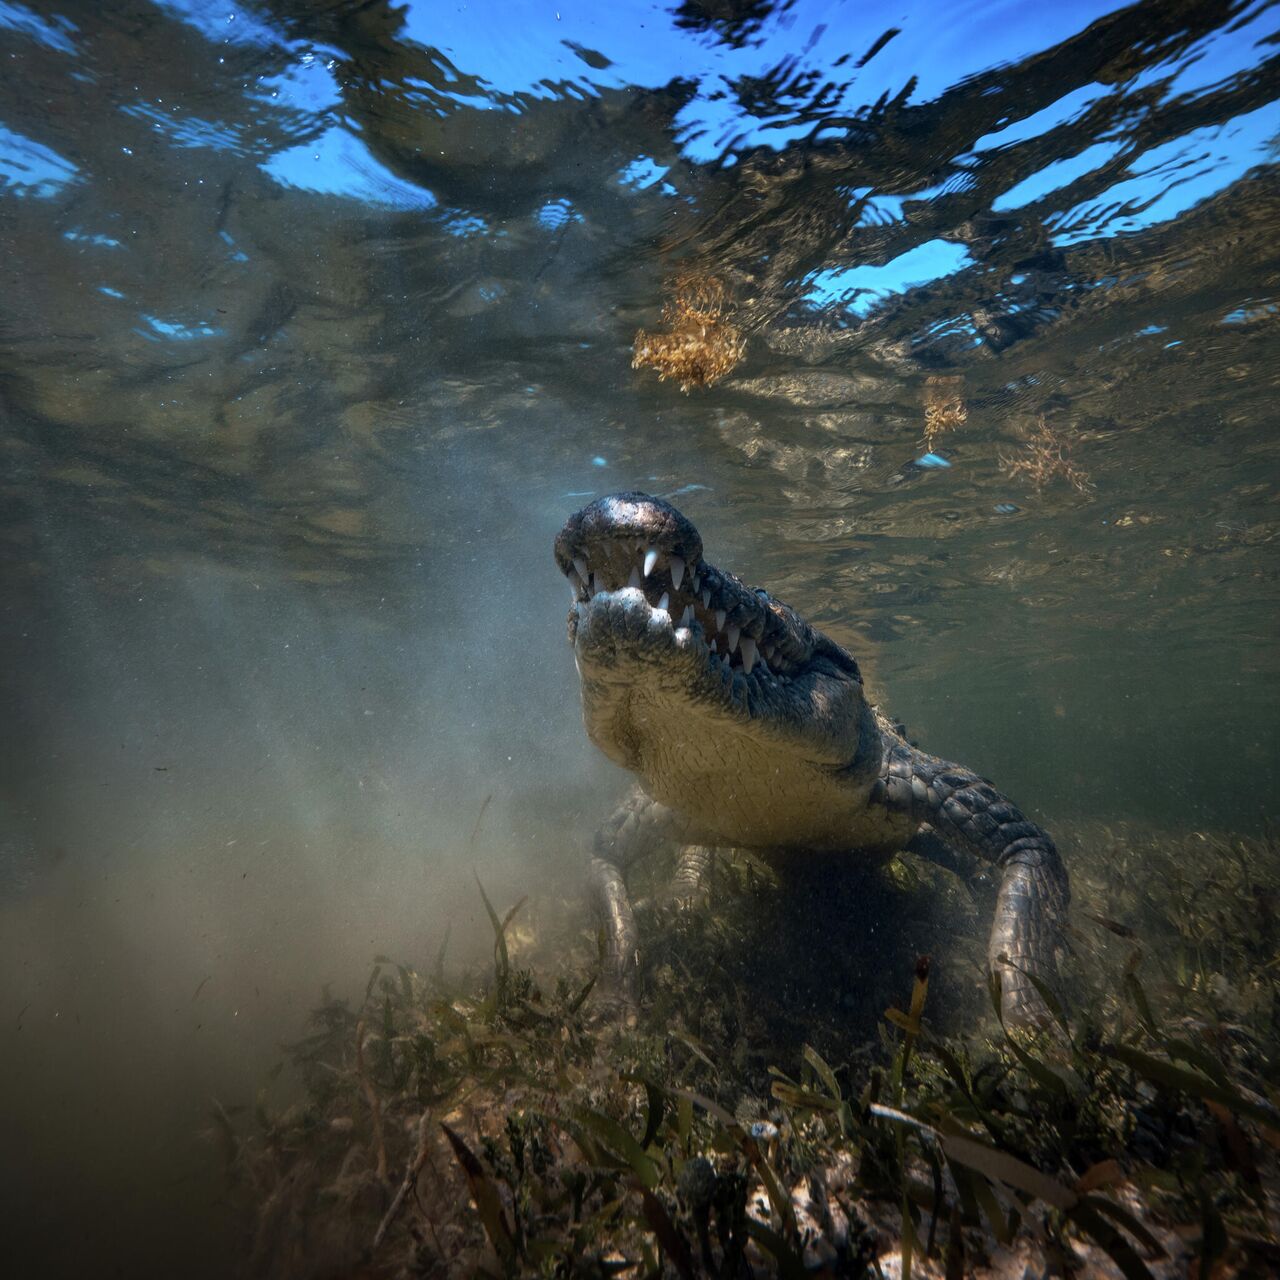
[554,492,1069,1026]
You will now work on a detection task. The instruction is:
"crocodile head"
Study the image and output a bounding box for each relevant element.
[554,493,880,848]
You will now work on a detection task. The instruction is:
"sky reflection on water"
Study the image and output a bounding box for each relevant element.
[2,0,1273,346]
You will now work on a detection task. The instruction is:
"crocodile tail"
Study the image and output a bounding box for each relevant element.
[883,742,1070,1027]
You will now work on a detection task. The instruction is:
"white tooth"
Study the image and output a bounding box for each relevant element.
[628,565,642,589]
[657,592,669,612]
[593,573,606,596]
[643,547,659,578]
[764,643,776,660]
[740,636,757,674]
[702,589,711,608]
[715,609,726,631]
[670,556,685,590]
[709,639,718,654]
[573,556,588,581]
[691,571,701,592]
[680,604,694,626]
[569,582,577,600]
[726,624,740,652]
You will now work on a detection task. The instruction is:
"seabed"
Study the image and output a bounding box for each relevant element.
[215,824,1279,1278]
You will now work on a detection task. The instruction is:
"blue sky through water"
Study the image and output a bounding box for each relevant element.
[0,0,1275,328]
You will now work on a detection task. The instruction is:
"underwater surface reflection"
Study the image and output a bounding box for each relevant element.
[0,0,1277,1274]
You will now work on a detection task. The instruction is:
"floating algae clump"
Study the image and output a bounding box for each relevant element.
[633,271,745,392]
[216,831,1280,1278]
[1000,415,1093,493]
[922,374,968,452]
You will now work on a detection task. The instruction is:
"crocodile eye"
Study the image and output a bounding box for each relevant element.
[556,497,859,697]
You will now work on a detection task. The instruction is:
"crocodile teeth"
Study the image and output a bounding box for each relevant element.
[691,571,701,592]
[573,556,588,581]
[714,608,726,631]
[740,635,757,674]
[657,592,669,613]
[643,547,659,578]
[679,604,694,626]
[709,639,717,654]
[726,623,740,653]
[627,565,642,589]
[701,589,710,608]
[669,556,684,590]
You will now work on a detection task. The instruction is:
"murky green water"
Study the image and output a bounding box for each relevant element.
[1,1,1277,1273]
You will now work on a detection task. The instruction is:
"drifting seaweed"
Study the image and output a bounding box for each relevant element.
[216,829,1280,1278]
[922,375,968,453]
[633,271,746,392]
[1000,417,1092,493]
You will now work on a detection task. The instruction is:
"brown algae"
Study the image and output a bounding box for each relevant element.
[633,271,746,392]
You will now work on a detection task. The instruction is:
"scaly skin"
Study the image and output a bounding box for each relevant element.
[555,493,1068,1026]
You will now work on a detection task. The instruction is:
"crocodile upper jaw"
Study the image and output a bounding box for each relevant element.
[556,494,875,845]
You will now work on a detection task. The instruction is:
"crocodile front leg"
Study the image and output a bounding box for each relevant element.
[589,786,692,993]
[668,844,716,906]
[882,741,1069,1027]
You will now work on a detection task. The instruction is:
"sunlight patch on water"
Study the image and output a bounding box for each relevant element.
[536,197,582,230]
[1048,101,1278,244]
[804,240,975,316]
[846,188,907,225]
[121,101,245,153]
[992,139,1126,211]
[390,0,1130,164]
[63,228,123,247]
[398,0,677,102]
[972,82,1109,151]
[0,122,79,197]
[0,0,76,53]
[262,125,438,209]
[1222,301,1277,324]
[1127,1,1280,102]
[137,314,224,341]
[617,155,669,190]
[253,49,345,117]
[445,213,489,237]
[148,0,282,50]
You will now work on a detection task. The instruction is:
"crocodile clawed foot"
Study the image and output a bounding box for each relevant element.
[587,969,639,1030]
[663,887,711,915]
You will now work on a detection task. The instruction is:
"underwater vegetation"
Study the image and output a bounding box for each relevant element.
[633,272,746,392]
[922,377,968,454]
[216,825,1279,1278]
[999,418,1093,494]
